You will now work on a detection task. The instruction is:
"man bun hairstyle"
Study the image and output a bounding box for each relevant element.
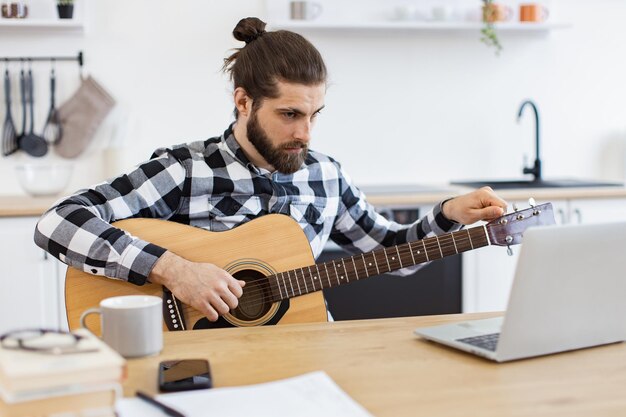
[232,16,267,44]
[223,17,327,116]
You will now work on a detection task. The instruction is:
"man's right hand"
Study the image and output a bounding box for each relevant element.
[148,251,246,322]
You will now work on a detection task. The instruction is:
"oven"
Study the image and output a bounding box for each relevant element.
[320,207,462,320]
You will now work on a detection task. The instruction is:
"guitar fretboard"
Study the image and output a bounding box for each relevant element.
[267,226,489,301]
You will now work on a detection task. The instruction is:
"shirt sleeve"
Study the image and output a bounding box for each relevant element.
[329,163,462,276]
[34,151,186,285]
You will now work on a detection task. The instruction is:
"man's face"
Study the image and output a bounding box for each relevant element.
[246,81,325,174]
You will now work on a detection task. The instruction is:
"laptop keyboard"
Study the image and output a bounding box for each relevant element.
[456,333,500,351]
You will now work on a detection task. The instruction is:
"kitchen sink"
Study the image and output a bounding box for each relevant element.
[450,178,624,189]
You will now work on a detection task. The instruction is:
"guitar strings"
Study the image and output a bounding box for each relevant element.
[198,230,493,312]
[237,232,480,293]
[234,235,481,301]
[237,240,451,310]
[237,248,450,302]
[222,237,485,310]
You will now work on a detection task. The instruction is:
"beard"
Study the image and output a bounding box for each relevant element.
[246,110,308,174]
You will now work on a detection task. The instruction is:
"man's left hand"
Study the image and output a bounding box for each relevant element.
[442,187,508,225]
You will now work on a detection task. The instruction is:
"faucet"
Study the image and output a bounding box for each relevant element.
[517,100,542,181]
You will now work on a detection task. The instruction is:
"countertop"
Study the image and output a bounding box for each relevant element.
[2,185,626,217]
[0,196,60,217]
[363,184,626,206]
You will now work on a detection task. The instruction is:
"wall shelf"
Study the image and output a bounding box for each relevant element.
[0,19,84,32]
[271,21,571,32]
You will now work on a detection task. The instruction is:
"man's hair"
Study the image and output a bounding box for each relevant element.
[222,17,327,116]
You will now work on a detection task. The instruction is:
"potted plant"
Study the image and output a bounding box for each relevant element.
[481,0,503,55]
[57,0,74,19]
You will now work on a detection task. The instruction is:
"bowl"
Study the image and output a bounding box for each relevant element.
[15,163,74,197]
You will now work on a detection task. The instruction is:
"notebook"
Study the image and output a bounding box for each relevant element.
[0,329,125,402]
[414,221,626,362]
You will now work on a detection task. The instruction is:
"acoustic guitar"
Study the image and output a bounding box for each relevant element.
[67,202,555,333]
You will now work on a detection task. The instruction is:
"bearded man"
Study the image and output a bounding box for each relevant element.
[35,17,507,323]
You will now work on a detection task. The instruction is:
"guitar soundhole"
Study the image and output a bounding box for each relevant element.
[231,269,272,321]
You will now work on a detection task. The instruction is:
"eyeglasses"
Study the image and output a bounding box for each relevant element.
[0,329,98,355]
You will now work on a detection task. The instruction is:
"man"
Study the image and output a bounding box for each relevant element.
[35,17,507,323]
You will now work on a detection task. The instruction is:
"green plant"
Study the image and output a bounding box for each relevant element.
[480,0,503,55]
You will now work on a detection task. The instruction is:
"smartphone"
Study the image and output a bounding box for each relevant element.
[158,359,212,392]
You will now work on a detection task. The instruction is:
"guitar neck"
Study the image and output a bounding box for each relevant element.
[268,225,490,301]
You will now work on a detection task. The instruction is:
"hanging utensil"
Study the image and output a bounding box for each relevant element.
[20,67,48,157]
[16,67,27,148]
[42,65,62,145]
[1,68,18,156]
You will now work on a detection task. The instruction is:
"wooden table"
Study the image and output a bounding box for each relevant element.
[124,312,626,417]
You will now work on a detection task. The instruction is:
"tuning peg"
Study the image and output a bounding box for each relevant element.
[505,235,514,256]
[513,203,519,212]
[528,197,536,207]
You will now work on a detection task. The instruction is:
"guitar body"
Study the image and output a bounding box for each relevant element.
[66,214,328,334]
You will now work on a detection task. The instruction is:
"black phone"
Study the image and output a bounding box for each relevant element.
[158,359,212,392]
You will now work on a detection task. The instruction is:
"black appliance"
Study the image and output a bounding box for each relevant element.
[320,208,462,320]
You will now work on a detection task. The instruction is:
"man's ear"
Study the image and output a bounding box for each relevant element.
[234,87,253,118]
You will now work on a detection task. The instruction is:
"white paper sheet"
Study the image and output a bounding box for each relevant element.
[116,371,373,417]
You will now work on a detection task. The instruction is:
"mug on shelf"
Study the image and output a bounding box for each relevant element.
[482,3,513,23]
[80,295,163,358]
[290,1,323,21]
[1,2,28,18]
[394,5,417,21]
[431,6,455,22]
[519,3,549,22]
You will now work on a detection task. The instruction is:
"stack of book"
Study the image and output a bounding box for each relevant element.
[0,329,126,417]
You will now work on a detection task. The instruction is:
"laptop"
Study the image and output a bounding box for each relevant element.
[414,221,626,362]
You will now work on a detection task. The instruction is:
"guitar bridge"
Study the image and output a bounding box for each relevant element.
[162,287,186,331]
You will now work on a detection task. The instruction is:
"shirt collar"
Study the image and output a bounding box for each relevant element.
[222,123,257,171]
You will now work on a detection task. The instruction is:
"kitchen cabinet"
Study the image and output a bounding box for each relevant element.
[461,197,550,313]
[0,217,65,335]
[463,197,626,313]
[560,198,626,225]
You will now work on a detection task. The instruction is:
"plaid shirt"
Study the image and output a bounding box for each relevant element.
[34,124,460,286]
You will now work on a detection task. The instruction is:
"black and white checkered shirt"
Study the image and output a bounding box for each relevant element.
[34,124,460,286]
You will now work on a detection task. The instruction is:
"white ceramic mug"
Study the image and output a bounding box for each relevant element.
[431,6,455,22]
[80,295,163,358]
[395,5,417,21]
[290,1,323,20]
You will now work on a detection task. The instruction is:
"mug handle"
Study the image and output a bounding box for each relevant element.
[311,3,323,20]
[80,307,102,334]
[542,6,550,21]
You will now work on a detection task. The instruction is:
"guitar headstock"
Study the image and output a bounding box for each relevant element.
[487,202,555,247]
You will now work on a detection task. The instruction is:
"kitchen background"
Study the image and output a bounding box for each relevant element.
[1,0,625,197]
[2,0,626,334]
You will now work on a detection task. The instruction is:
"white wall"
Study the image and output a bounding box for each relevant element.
[1,0,625,197]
